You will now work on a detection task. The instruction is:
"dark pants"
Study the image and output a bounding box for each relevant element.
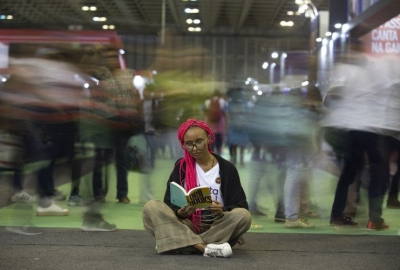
[331,131,391,223]
[92,149,113,199]
[388,138,400,200]
[144,132,157,168]
[211,133,223,155]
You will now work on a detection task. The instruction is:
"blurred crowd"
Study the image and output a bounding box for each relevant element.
[1,44,399,234]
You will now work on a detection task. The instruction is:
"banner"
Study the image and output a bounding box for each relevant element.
[360,15,400,54]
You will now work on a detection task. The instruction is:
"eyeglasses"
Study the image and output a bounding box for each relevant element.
[184,139,206,151]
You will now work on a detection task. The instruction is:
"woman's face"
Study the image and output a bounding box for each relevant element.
[182,127,209,159]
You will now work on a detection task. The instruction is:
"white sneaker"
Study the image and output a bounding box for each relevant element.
[11,190,37,203]
[36,202,69,216]
[204,242,232,258]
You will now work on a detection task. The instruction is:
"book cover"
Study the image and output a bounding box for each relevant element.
[170,182,212,208]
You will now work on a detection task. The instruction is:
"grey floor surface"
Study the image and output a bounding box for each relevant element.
[1,227,400,270]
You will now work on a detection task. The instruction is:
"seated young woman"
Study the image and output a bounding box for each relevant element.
[142,118,251,258]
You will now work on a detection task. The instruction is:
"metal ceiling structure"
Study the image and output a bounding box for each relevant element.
[0,0,329,38]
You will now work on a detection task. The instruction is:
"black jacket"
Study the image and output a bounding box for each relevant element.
[163,154,249,216]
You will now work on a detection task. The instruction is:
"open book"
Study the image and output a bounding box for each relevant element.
[170,182,212,208]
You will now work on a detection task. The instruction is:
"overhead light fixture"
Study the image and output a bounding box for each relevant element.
[287,11,294,16]
[93,17,107,21]
[271,52,279,59]
[257,91,262,96]
[82,5,97,11]
[193,19,201,24]
[280,21,294,27]
[325,31,332,37]
[188,27,201,32]
[316,37,322,42]
[186,19,193,24]
[0,15,13,20]
[185,8,199,13]
[102,25,115,30]
[298,4,308,14]
[295,0,304,4]
[301,81,309,87]
[262,62,269,69]
[253,85,259,90]
[342,23,350,33]
[334,23,342,29]
[119,49,125,55]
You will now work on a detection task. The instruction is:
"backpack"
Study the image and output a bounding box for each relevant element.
[207,98,223,123]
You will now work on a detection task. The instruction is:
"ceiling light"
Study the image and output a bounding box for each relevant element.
[342,23,350,33]
[188,27,201,32]
[325,31,332,37]
[94,17,107,22]
[119,49,125,55]
[0,15,5,19]
[334,23,342,29]
[186,19,193,24]
[90,6,97,11]
[301,81,309,87]
[193,19,201,24]
[6,15,13,20]
[295,0,304,4]
[280,21,294,27]
[287,11,294,16]
[82,6,89,11]
[102,25,109,29]
[298,4,308,13]
[262,62,269,69]
[271,52,279,59]
[185,8,199,13]
[1,78,7,82]
[316,37,322,42]
[257,91,262,96]
[253,85,259,90]
[109,25,115,29]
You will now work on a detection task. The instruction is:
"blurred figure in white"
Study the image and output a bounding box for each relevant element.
[322,52,400,230]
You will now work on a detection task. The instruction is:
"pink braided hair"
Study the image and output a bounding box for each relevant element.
[177,118,215,232]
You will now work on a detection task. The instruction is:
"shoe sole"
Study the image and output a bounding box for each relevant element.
[36,211,69,216]
[6,227,43,236]
[366,228,390,231]
[81,226,116,232]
